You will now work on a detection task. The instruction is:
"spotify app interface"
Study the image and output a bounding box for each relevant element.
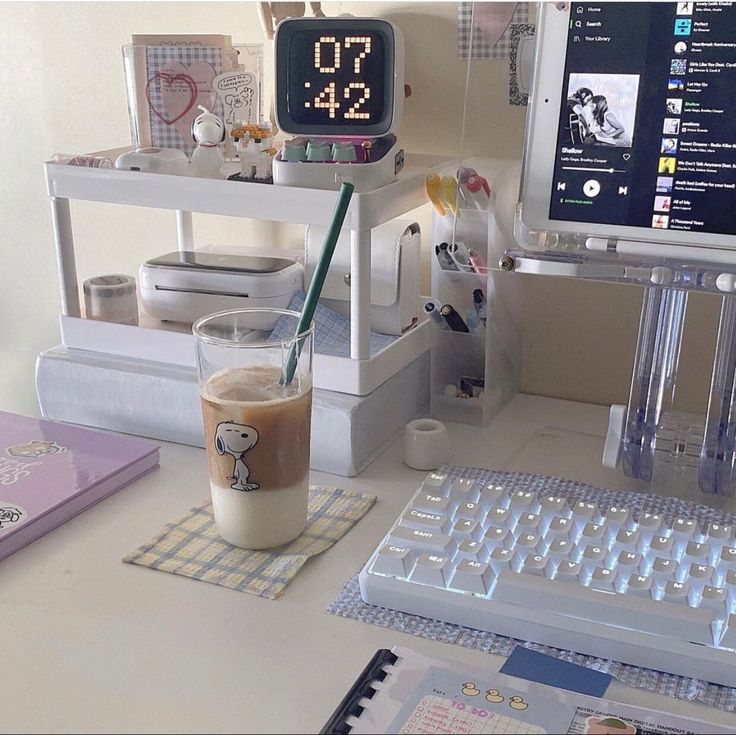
[549,2,736,238]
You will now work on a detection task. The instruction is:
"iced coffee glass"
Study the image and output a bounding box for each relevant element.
[193,308,314,549]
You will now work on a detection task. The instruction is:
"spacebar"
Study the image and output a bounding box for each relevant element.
[492,572,715,645]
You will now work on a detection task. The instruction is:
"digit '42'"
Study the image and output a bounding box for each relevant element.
[311,36,373,120]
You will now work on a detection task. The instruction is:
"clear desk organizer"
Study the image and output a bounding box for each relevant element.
[428,162,522,427]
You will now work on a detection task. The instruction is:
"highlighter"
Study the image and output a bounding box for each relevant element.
[441,176,460,217]
[425,174,446,216]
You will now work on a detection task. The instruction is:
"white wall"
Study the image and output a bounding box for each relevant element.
[0,1,720,417]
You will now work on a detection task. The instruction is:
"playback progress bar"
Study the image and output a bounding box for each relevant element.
[562,166,627,173]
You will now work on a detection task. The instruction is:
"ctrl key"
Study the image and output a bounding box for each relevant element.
[371,545,414,579]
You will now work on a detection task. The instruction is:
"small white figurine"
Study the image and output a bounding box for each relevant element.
[190,106,226,179]
[231,122,277,181]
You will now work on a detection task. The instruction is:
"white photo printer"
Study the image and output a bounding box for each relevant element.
[139,251,304,323]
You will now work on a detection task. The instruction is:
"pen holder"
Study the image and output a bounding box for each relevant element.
[428,173,521,427]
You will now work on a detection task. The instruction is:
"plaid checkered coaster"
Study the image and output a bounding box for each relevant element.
[123,486,376,599]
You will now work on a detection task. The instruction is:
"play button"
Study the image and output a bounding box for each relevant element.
[583,179,601,197]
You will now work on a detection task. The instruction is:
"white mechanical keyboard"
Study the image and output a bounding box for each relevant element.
[359,470,736,686]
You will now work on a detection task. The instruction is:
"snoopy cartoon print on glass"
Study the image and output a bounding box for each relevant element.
[215,421,260,491]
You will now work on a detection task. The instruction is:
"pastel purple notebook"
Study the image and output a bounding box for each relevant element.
[0,411,159,561]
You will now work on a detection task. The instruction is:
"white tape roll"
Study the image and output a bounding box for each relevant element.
[403,418,450,471]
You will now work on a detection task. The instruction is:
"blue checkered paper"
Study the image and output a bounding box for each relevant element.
[270,292,397,358]
[328,467,736,711]
[124,486,375,599]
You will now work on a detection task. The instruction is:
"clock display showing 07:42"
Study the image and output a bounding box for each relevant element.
[289,30,387,126]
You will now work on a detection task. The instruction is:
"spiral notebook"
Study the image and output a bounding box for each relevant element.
[320,645,728,734]
[0,411,159,561]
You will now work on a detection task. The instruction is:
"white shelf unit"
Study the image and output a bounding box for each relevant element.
[45,148,446,396]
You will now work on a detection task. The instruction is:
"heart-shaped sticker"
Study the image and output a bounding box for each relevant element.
[145,72,197,125]
[623,153,631,161]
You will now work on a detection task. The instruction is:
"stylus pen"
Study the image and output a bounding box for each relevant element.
[585,237,736,266]
[440,304,470,333]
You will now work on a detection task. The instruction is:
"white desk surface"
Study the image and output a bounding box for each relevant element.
[2,393,736,733]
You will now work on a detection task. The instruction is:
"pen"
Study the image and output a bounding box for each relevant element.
[464,176,491,210]
[467,174,491,197]
[441,175,460,217]
[467,249,488,275]
[425,173,446,216]
[424,300,449,329]
[465,309,484,334]
[457,167,478,185]
[440,304,469,332]
[447,241,470,268]
[473,289,488,326]
[436,242,460,271]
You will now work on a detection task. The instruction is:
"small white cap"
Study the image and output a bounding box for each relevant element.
[403,419,450,471]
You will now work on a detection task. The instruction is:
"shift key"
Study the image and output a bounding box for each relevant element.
[389,525,454,555]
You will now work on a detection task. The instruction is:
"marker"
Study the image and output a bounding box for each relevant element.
[426,173,446,216]
[424,300,449,329]
[436,242,459,271]
[457,167,478,185]
[440,304,469,332]
[473,289,488,326]
[468,249,487,275]
[465,309,484,334]
[447,241,470,268]
[441,175,460,217]
[465,175,491,210]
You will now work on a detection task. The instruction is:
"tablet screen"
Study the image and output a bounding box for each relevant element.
[549,2,736,238]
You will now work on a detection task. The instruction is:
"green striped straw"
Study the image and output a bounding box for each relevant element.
[282,181,355,385]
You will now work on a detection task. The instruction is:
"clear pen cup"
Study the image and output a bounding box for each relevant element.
[193,308,314,549]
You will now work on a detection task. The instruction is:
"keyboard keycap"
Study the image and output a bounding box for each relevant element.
[492,571,716,645]
[486,507,512,526]
[413,493,451,514]
[626,574,654,598]
[452,518,481,540]
[479,484,507,508]
[372,545,415,578]
[482,526,511,549]
[546,516,574,541]
[571,501,601,527]
[399,509,449,533]
[489,547,517,574]
[699,585,729,622]
[520,554,548,577]
[456,539,486,563]
[554,560,581,582]
[509,490,539,516]
[649,535,675,555]
[421,472,448,492]
[456,501,482,522]
[589,567,615,592]
[410,554,451,587]
[707,522,733,544]
[540,496,569,518]
[637,513,664,534]
[451,559,494,594]
[388,526,453,555]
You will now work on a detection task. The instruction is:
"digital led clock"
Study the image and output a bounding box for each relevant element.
[274,17,404,137]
